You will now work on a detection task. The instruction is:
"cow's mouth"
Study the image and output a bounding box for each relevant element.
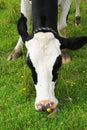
[35,100,59,117]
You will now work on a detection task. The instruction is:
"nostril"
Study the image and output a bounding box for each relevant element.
[36,104,42,110]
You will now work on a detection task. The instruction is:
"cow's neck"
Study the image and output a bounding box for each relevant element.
[32,0,58,33]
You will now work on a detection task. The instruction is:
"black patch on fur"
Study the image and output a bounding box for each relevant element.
[52,55,62,82]
[26,55,37,85]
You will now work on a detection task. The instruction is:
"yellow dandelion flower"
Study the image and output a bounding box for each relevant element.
[46,108,51,112]
[66,80,69,83]
[21,75,24,78]
[60,122,64,125]
[22,87,27,91]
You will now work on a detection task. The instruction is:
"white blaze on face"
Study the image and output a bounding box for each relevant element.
[25,32,61,109]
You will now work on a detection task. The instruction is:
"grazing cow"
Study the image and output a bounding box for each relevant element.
[17,0,87,111]
[7,0,81,60]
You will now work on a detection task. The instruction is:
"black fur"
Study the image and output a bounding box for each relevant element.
[26,55,37,85]
[17,13,33,42]
[52,55,62,82]
[32,0,58,32]
[59,36,87,50]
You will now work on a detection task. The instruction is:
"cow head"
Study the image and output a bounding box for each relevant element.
[25,32,62,110]
[18,15,87,111]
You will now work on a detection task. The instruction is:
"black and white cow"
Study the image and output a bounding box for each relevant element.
[7,0,81,60]
[17,0,87,111]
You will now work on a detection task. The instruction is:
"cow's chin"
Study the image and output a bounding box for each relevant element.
[35,98,58,111]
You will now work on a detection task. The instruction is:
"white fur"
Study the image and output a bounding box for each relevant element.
[25,32,61,107]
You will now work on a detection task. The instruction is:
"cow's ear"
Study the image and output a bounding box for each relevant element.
[58,36,87,50]
[17,14,33,43]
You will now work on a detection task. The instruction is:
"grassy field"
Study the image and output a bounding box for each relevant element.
[0,0,87,130]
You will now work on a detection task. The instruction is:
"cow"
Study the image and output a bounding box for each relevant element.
[7,0,81,61]
[17,0,87,111]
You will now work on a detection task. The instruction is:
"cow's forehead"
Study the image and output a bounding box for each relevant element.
[25,32,61,58]
[25,32,61,77]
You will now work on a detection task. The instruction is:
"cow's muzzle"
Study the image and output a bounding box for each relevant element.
[35,100,56,111]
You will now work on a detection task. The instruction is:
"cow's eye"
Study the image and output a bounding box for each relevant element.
[52,55,62,82]
[26,54,37,85]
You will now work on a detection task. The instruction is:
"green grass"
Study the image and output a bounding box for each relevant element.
[0,0,87,130]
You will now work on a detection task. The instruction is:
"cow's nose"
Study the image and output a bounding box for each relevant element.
[35,100,56,111]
